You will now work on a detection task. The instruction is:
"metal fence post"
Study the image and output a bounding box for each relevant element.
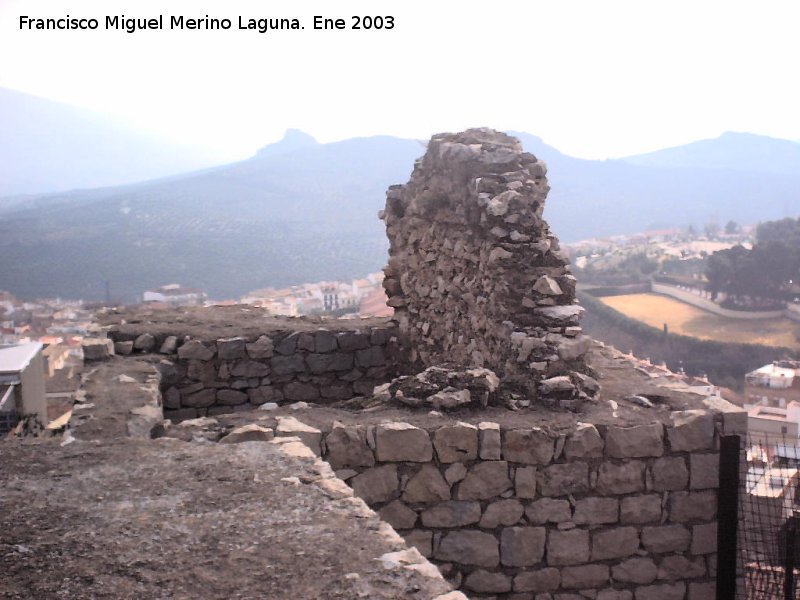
[785,516,797,600]
[717,435,741,600]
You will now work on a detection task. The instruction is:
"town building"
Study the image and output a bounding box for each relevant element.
[0,342,47,434]
[143,284,207,307]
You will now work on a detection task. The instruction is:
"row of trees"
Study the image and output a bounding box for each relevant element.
[706,217,800,307]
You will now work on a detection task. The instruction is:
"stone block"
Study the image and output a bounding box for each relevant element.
[270,354,306,375]
[421,501,481,528]
[319,382,354,400]
[503,428,555,464]
[560,564,610,589]
[177,340,214,361]
[457,461,512,500]
[591,527,640,561]
[564,423,604,459]
[296,333,315,352]
[573,497,618,525]
[245,335,274,359]
[216,389,248,406]
[641,525,690,553]
[337,332,370,352]
[306,352,354,373]
[403,464,451,503]
[595,461,645,495]
[283,381,320,401]
[525,498,571,524]
[611,558,657,584]
[217,337,246,360]
[634,582,685,600]
[597,591,633,600]
[605,423,664,458]
[187,359,216,382]
[444,463,467,485]
[403,529,432,557]
[182,388,215,408]
[668,411,715,452]
[219,424,274,444]
[649,457,688,492]
[539,462,589,496]
[514,568,560,593]
[465,570,512,594]
[314,330,338,353]
[690,453,719,490]
[657,555,706,580]
[688,581,715,600]
[620,495,662,524]
[434,422,479,462]
[275,416,322,454]
[324,425,375,469]
[114,340,134,355]
[479,422,502,459]
[691,522,717,555]
[547,529,590,566]
[480,499,525,528]
[435,530,500,567]
[515,466,537,499]
[375,422,433,462]
[669,490,716,522]
[355,346,386,368]
[274,333,299,355]
[230,359,270,378]
[163,386,181,409]
[159,336,178,354]
[350,465,398,505]
[378,500,417,530]
[501,527,547,566]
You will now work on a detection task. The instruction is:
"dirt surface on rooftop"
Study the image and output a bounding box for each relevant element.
[97,305,392,341]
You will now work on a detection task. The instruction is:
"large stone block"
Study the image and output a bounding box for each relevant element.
[435,530,500,567]
[611,558,658,584]
[325,425,375,469]
[480,499,524,528]
[515,466,537,498]
[217,337,246,360]
[270,354,306,375]
[350,465,398,505]
[177,340,214,361]
[503,428,555,464]
[433,422,479,463]
[375,422,433,462]
[564,422,604,459]
[245,335,274,359]
[283,381,320,401]
[457,461,512,500]
[547,529,589,566]
[620,495,662,524]
[690,453,719,490]
[479,422,502,460]
[464,570,512,594]
[513,568,560,593]
[658,555,706,580]
[402,464,451,503]
[275,416,322,454]
[691,522,717,555]
[649,456,689,492]
[591,527,640,561]
[595,461,646,495]
[501,526,546,566]
[336,332,370,352]
[605,423,664,458]
[669,490,717,522]
[688,581,715,600]
[314,330,339,353]
[182,388,215,408]
[355,346,386,368]
[668,410,715,452]
[634,582,685,600]
[561,564,610,589]
[216,389,248,406]
[526,498,571,524]
[641,525,690,553]
[403,529,432,557]
[378,500,417,530]
[306,352,354,373]
[421,501,481,528]
[573,497,618,525]
[539,462,589,496]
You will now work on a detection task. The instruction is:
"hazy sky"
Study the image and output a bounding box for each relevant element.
[1,0,799,162]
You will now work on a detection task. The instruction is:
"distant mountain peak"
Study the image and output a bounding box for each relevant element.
[255,129,318,158]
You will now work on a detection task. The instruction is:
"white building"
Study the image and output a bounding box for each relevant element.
[0,342,47,433]
[143,284,206,306]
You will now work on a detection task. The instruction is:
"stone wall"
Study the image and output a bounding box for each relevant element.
[381,129,593,405]
[310,409,740,600]
[107,324,403,420]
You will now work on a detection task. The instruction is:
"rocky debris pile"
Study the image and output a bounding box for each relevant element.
[373,365,501,410]
[381,128,595,406]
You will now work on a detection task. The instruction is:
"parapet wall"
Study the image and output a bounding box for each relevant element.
[381,129,592,404]
[311,410,735,600]
[105,315,404,420]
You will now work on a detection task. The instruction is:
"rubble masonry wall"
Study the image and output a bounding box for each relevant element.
[312,411,734,600]
[107,325,403,420]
